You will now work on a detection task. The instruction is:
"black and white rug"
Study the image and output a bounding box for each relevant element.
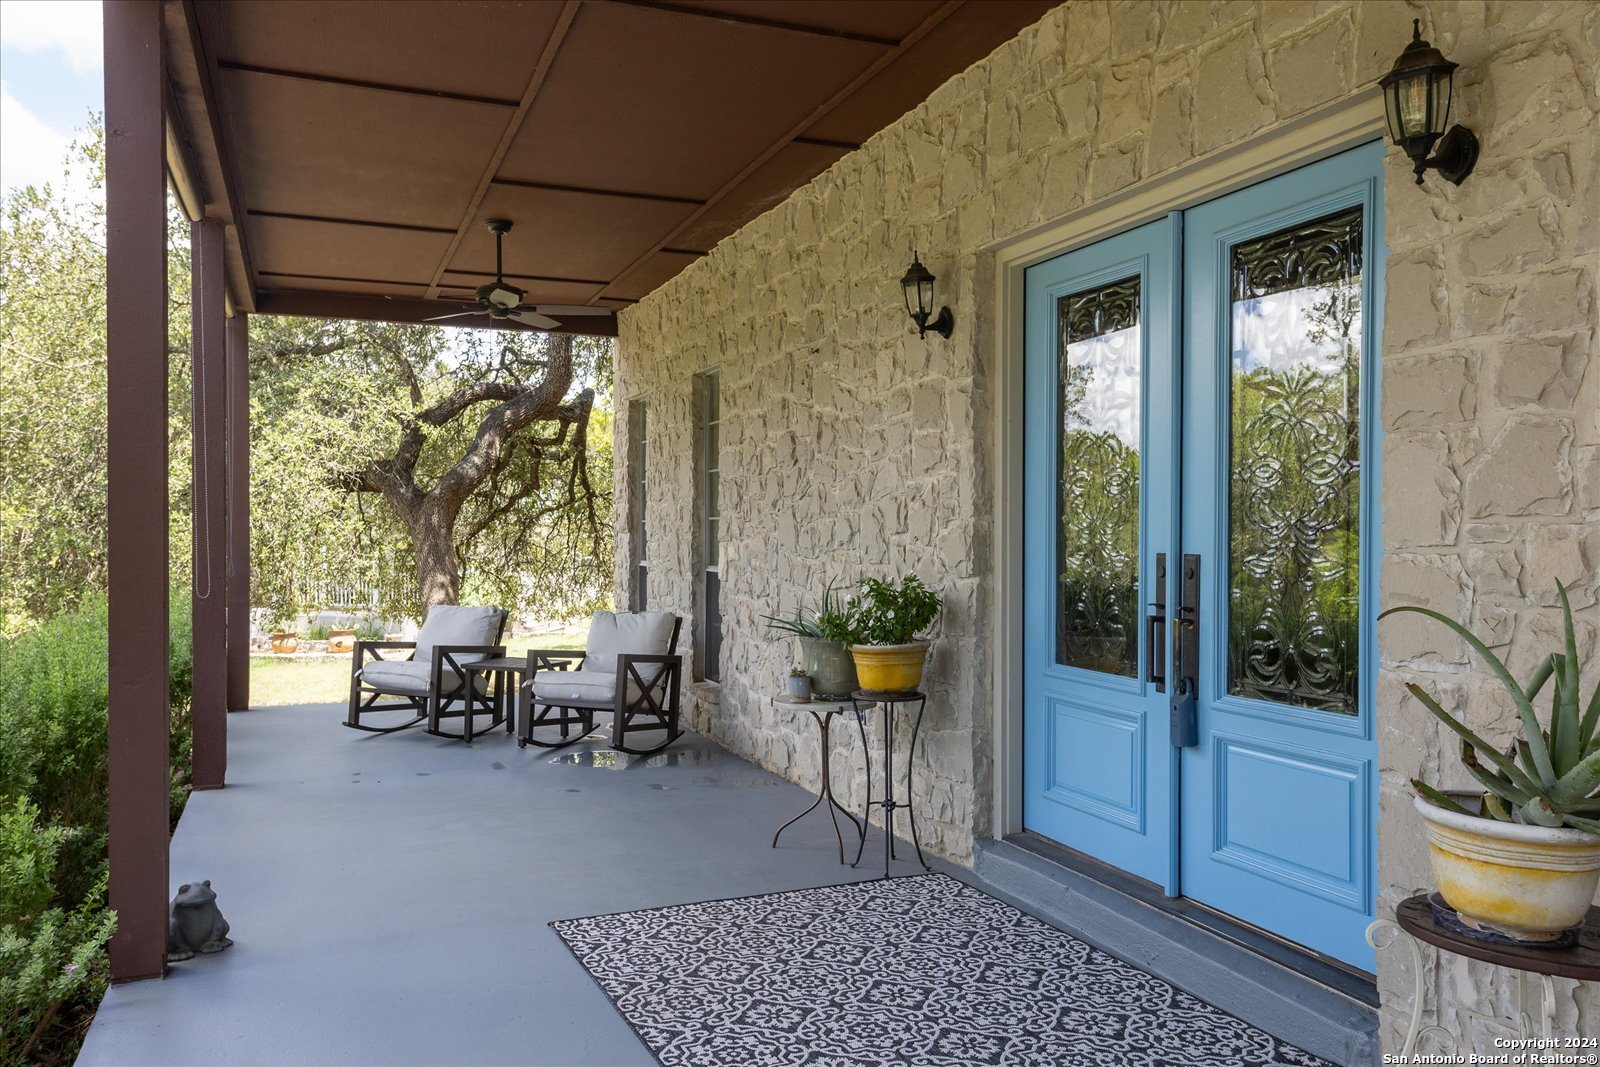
[551,874,1329,1066]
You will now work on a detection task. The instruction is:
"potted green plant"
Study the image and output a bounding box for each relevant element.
[843,575,942,694]
[764,582,858,699]
[785,667,812,703]
[1380,582,1600,945]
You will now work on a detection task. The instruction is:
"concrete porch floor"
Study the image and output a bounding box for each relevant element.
[79,703,961,1066]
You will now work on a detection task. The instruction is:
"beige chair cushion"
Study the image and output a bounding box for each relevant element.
[529,668,641,707]
[583,610,675,674]
[362,660,444,696]
[413,605,501,667]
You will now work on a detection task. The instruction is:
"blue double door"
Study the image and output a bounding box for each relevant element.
[1022,144,1383,970]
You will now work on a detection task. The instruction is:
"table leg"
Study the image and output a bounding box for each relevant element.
[852,702,872,869]
[1366,918,1459,1057]
[771,710,829,852]
[904,697,931,871]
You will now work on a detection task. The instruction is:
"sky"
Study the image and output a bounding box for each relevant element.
[0,0,104,196]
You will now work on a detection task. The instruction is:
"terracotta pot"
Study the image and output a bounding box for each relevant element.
[269,632,299,655]
[799,637,858,700]
[1415,795,1600,943]
[849,641,930,695]
[327,628,356,654]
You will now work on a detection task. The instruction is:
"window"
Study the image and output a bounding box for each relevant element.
[695,371,722,682]
[627,399,647,612]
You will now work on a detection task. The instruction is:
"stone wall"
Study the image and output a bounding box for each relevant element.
[614,0,1599,1051]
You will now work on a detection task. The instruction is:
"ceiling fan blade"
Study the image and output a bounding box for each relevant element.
[521,304,614,316]
[424,311,486,322]
[507,309,561,329]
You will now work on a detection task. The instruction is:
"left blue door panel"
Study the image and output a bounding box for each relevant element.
[1022,217,1179,891]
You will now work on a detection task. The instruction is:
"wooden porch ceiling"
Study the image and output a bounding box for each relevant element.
[161,0,1055,335]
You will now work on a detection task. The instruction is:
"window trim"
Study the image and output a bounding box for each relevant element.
[694,370,722,682]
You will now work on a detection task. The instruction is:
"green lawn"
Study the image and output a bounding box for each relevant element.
[248,624,590,707]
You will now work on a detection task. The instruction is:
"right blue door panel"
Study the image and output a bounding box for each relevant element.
[1023,143,1383,971]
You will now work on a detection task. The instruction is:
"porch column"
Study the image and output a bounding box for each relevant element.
[226,313,251,713]
[105,0,169,983]
[190,217,227,787]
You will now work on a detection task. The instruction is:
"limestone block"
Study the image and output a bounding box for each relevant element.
[1527,524,1599,607]
[1192,31,1276,154]
[1506,607,1596,681]
[1089,137,1145,200]
[1260,0,1324,43]
[1464,415,1573,518]
[1155,0,1211,52]
[1384,253,1448,350]
[1098,61,1152,145]
[1109,0,1160,60]
[1268,15,1352,117]
[1489,333,1586,410]
[1384,354,1477,429]
[1385,452,1462,552]
[1575,445,1600,516]
[1382,554,1471,664]
[1510,268,1592,334]
[1460,205,1561,276]
[1146,81,1192,176]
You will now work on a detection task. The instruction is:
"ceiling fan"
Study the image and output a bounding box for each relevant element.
[425,218,614,330]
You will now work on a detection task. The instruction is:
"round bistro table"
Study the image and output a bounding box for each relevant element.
[1368,894,1600,1056]
[769,696,865,864]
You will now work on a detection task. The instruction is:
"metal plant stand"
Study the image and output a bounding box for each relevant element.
[850,690,932,878]
[770,698,864,864]
[1368,894,1600,1056]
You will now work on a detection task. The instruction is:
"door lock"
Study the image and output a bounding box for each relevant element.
[1169,554,1200,748]
[1146,552,1167,693]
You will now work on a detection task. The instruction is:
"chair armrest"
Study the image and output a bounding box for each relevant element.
[354,640,415,675]
[524,649,586,676]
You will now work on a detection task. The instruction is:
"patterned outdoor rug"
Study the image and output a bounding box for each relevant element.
[551,874,1330,1066]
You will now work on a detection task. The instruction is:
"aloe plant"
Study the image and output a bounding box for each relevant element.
[1380,582,1600,834]
[763,581,852,644]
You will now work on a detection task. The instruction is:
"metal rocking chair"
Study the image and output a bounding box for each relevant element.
[346,605,508,736]
[517,611,684,756]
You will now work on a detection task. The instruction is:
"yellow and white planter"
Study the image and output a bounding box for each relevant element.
[1416,795,1600,942]
[849,641,930,694]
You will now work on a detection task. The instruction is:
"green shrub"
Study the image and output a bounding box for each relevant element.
[0,798,114,1063]
[304,623,330,641]
[0,593,192,1064]
[354,620,384,642]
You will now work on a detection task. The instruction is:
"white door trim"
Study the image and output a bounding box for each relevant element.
[985,88,1387,841]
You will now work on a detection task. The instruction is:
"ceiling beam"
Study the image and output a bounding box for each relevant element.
[488,176,706,206]
[602,0,963,302]
[613,1,903,48]
[253,290,617,337]
[179,0,262,306]
[248,210,459,234]
[424,1,582,300]
[214,60,521,107]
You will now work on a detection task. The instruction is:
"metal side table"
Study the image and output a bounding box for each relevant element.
[850,690,932,878]
[1368,894,1600,1055]
[448,656,526,742]
[770,697,865,864]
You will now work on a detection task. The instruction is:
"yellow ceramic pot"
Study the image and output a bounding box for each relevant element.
[1416,795,1600,941]
[849,641,929,694]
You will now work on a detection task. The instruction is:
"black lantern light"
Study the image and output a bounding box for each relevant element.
[1379,19,1478,186]
[900,251,953,340]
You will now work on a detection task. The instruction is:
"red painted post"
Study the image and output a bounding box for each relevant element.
[105,0,170,983]
[226,313,251,713]
[191,218,227,787]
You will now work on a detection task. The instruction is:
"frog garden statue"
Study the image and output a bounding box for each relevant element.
[167,880,232,961]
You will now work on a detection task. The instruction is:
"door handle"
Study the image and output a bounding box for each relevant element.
[1146,552,1167,693]
[1169,554,1200,748]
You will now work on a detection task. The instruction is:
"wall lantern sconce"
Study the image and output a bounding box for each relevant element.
[900,252,954,340]
[1379,19,1478,186]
